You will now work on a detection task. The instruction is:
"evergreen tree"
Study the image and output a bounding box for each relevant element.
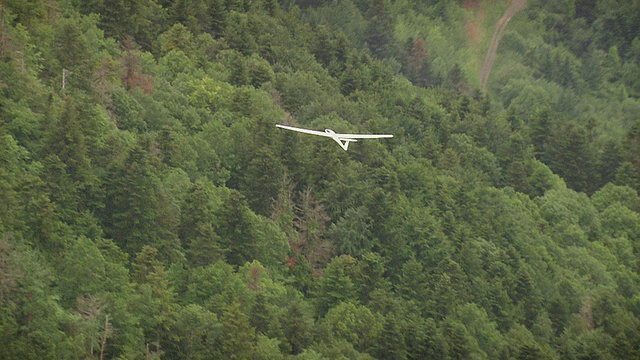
[77,0,167,48]
[103,144,161,256]
[314,255,357,316]
[542,122,596,194]
[52,16,92,90]
[174,304,223,359]
[228,51,250,86]
[276,298,315,355]
[220,301,256,359]
[621,121,640,189]
[374,314,408,360]
[132,245,178,356]
[179,179,227,267]
[0,238,76,359]
[43,96,102,226]
[365,0,394,59]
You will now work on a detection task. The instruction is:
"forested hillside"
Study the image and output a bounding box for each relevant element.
[1,0,640,358]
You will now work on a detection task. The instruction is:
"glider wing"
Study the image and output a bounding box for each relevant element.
[275,124,333,138]
[335,133,393,139]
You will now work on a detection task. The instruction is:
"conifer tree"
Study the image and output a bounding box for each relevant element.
[220,301,256,359]
[132,245,178,356]
[365,0,393,59]
[374,314,407,360]
[276,299,315,355]
[104,145,161,255]
[179,179,227,267]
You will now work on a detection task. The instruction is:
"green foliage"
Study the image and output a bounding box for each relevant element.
[103,144,165,255]
[179,179,227,266]
[314,255,358,316]
[77,0,167,48]
[276,296,316,355]
[174,304,223,359]
[2,0,640,358]
[220,301,257,359]
[0,237,80,359]
[318,301,383,352]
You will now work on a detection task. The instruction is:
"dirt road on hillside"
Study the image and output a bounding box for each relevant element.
[480,0,527,89]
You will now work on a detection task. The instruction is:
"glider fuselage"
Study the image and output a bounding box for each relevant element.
[324,129,357,150]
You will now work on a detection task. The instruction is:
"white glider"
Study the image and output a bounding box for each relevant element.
[276,124,393,151]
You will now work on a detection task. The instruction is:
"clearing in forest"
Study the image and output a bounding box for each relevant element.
[479,0,527,89]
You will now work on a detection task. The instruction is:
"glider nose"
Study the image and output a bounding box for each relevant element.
[325,129,336,135]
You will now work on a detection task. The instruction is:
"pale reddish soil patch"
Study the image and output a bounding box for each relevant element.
[465,13,485,48]
[463,0,485,48]
[462,0,480,11]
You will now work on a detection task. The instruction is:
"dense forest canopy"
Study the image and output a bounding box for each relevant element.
[1,0,640,358]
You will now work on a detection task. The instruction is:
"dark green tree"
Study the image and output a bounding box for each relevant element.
[168,0,211,34]
[0,238,77,359]
[228,51,250,86]
[42,96,102,228]
[542,122,597,194]
[216,190,256,266]
[406,318,448,360]
[275,298,315,355]
[318,301,382,353]
[365,0,394,59]
[103,144,161,256]
[313,255,358,316]
[327,206,373,256]
[621,121,640,189]
[441,318,482,360]
[179,179,227,267]
[220,301,256,358]
[224,11,257,55]
[77,0,167,48]
[352,252,390,302]
[174,304,223,359]
[374,313,408,360]
[51,16,92,90]
[131,245,178,356]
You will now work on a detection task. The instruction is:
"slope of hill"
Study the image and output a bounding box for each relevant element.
[1,0,639,359]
